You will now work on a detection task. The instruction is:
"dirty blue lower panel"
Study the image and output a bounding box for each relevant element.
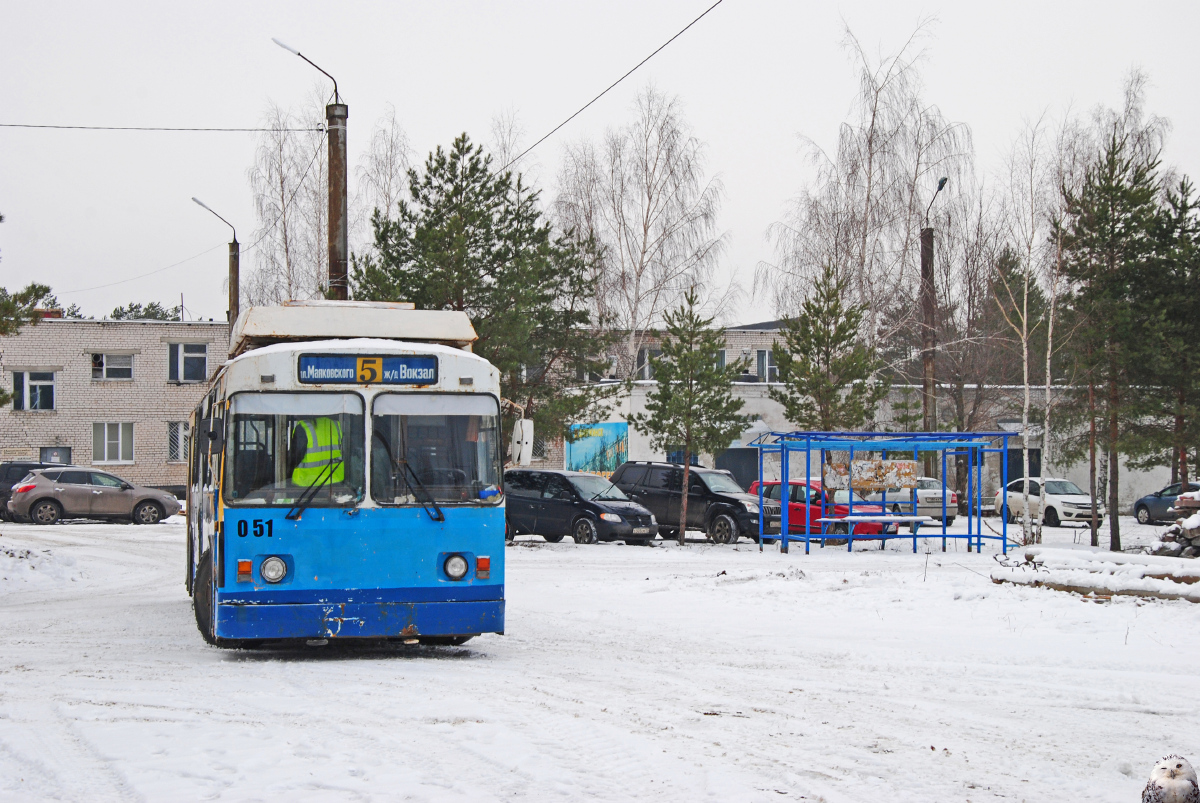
[216,599,504,640]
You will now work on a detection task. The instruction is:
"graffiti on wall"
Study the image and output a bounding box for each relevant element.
[565,423,629,477]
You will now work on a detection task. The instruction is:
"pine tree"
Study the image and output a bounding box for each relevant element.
[352,133,615,441]
[629,290,748,545]
[769,265,889,431]
[109,301,181,320]
[1060,130,1162,551]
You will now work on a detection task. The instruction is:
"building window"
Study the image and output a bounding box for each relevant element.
[12,371,55,410]
[531,434,547,461]
[40,446,71,463]
[168,343,208,382]
[92,353,133,380]
[636,348,662,380]
[756,349,778,383]
[93,423,134,463]
[167,422,189,462]
[716,349,727,370]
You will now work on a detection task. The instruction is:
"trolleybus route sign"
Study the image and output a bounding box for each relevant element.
[297,354,438,385]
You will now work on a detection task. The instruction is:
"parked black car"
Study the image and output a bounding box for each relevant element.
[0,461,65,520]
[503,469,659,545]
[1134,482,1200,524]
[610,461,782,544]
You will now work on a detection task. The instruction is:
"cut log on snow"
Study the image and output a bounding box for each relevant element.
[990,547,1200,602]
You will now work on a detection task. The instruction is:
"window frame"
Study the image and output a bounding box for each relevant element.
[168,343,209,383]
[92,422,135,464]
[11,370,56,411]
[167,421,190,463]
[91,353,134,381]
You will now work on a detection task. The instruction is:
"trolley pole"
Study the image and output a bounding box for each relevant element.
[326,102,348,300]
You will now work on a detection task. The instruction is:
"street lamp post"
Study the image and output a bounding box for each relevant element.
[273,38,348,300]
[921,177,948,476]
[191,197,239,330]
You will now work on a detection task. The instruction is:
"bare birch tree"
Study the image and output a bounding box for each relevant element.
[555,87,724,378]
[760,24,972,352]
[245,92,329,305]
[353,104,412,254]
[993,118,1054,544]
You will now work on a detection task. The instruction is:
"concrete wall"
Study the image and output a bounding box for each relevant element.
[0,318,228,488]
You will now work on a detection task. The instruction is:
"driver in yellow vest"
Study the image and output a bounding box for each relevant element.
[290,417,345,486]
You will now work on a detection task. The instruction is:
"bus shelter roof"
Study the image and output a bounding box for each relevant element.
[751,431,1011,452]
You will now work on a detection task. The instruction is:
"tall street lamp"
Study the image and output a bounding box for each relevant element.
[273,38,348,300]
[192,197,239,330]
[920,177,948,474]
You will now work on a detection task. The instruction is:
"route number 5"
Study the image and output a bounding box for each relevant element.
[357,357,381,383]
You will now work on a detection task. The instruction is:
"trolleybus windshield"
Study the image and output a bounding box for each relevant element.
[225,392,365,506]
[371,393,501,505]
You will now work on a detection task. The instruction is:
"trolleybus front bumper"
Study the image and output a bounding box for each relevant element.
[215,596,504,640]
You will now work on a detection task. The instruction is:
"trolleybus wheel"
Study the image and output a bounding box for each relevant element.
[542,534,564,543]
[193,549,219,646]
[133,501,164,525]
[31,499,62,526]
[419,635,474,646]
[708,513,738,544]
[572,518,599,545]
[505,520,515,543]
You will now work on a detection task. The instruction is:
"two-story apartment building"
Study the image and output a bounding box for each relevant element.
[0,316,229,493]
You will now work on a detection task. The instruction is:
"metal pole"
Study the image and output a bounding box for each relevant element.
[326,102,349,300]
[921,226,936,477]
[780,445,790,555]
[228,237,240,328]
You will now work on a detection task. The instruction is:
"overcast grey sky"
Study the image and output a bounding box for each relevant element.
[2,1,1196,323]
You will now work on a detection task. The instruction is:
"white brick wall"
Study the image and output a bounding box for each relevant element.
[0,319,228,488]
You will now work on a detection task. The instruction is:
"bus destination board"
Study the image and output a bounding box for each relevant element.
[297,354,438,385]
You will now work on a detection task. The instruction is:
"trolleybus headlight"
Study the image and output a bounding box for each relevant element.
[444,554,469,581]
[260,556,287,583]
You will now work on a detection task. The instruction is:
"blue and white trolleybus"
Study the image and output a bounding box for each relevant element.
[187,301,505,647]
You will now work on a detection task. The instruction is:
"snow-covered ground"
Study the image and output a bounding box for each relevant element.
[0,516,1196,801]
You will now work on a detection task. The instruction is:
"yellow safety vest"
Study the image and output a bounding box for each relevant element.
[292,418,345,487]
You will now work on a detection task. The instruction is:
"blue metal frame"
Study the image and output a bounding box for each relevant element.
[751,431,1011,555]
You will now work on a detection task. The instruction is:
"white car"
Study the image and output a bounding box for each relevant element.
[865,477,957,525]
[994,477,1105,527]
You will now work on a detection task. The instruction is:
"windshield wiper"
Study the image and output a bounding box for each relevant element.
[373,430,444,522]
[285,457,342,521]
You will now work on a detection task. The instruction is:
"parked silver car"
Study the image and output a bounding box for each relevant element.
[7,467,181,525]
[865,477,957,525]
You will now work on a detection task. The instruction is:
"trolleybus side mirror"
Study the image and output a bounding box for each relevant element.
[511,419,534,467]
[201,418,225,452]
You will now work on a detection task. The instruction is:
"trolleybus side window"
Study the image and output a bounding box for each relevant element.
[224,392,365,506]
[371,393,501,505]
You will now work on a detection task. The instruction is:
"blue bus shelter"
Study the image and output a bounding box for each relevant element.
[752,431,1013,555]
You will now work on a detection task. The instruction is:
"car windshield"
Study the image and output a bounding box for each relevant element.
[1045,480,1085,495]
[701,473,744,494]
[371,393,501,505]
[917,479,942,491]
[225,392,365,507]
[570,475,629,500]
[833,490,870,504]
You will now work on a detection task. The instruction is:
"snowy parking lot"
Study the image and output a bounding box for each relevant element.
[1,516,1197,801]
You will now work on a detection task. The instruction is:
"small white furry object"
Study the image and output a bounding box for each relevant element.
[1143,755,1199,803]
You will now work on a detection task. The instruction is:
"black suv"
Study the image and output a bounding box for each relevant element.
[611,461,781,543]
[503,469,659,545]
[0,461,65,520]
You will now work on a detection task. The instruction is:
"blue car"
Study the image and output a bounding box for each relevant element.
[1134,482,1200,524]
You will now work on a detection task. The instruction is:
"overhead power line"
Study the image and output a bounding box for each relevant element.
[499,0,725,173]
[0,123,324,132]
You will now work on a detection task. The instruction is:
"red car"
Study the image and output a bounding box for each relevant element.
[746,480,899,537]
